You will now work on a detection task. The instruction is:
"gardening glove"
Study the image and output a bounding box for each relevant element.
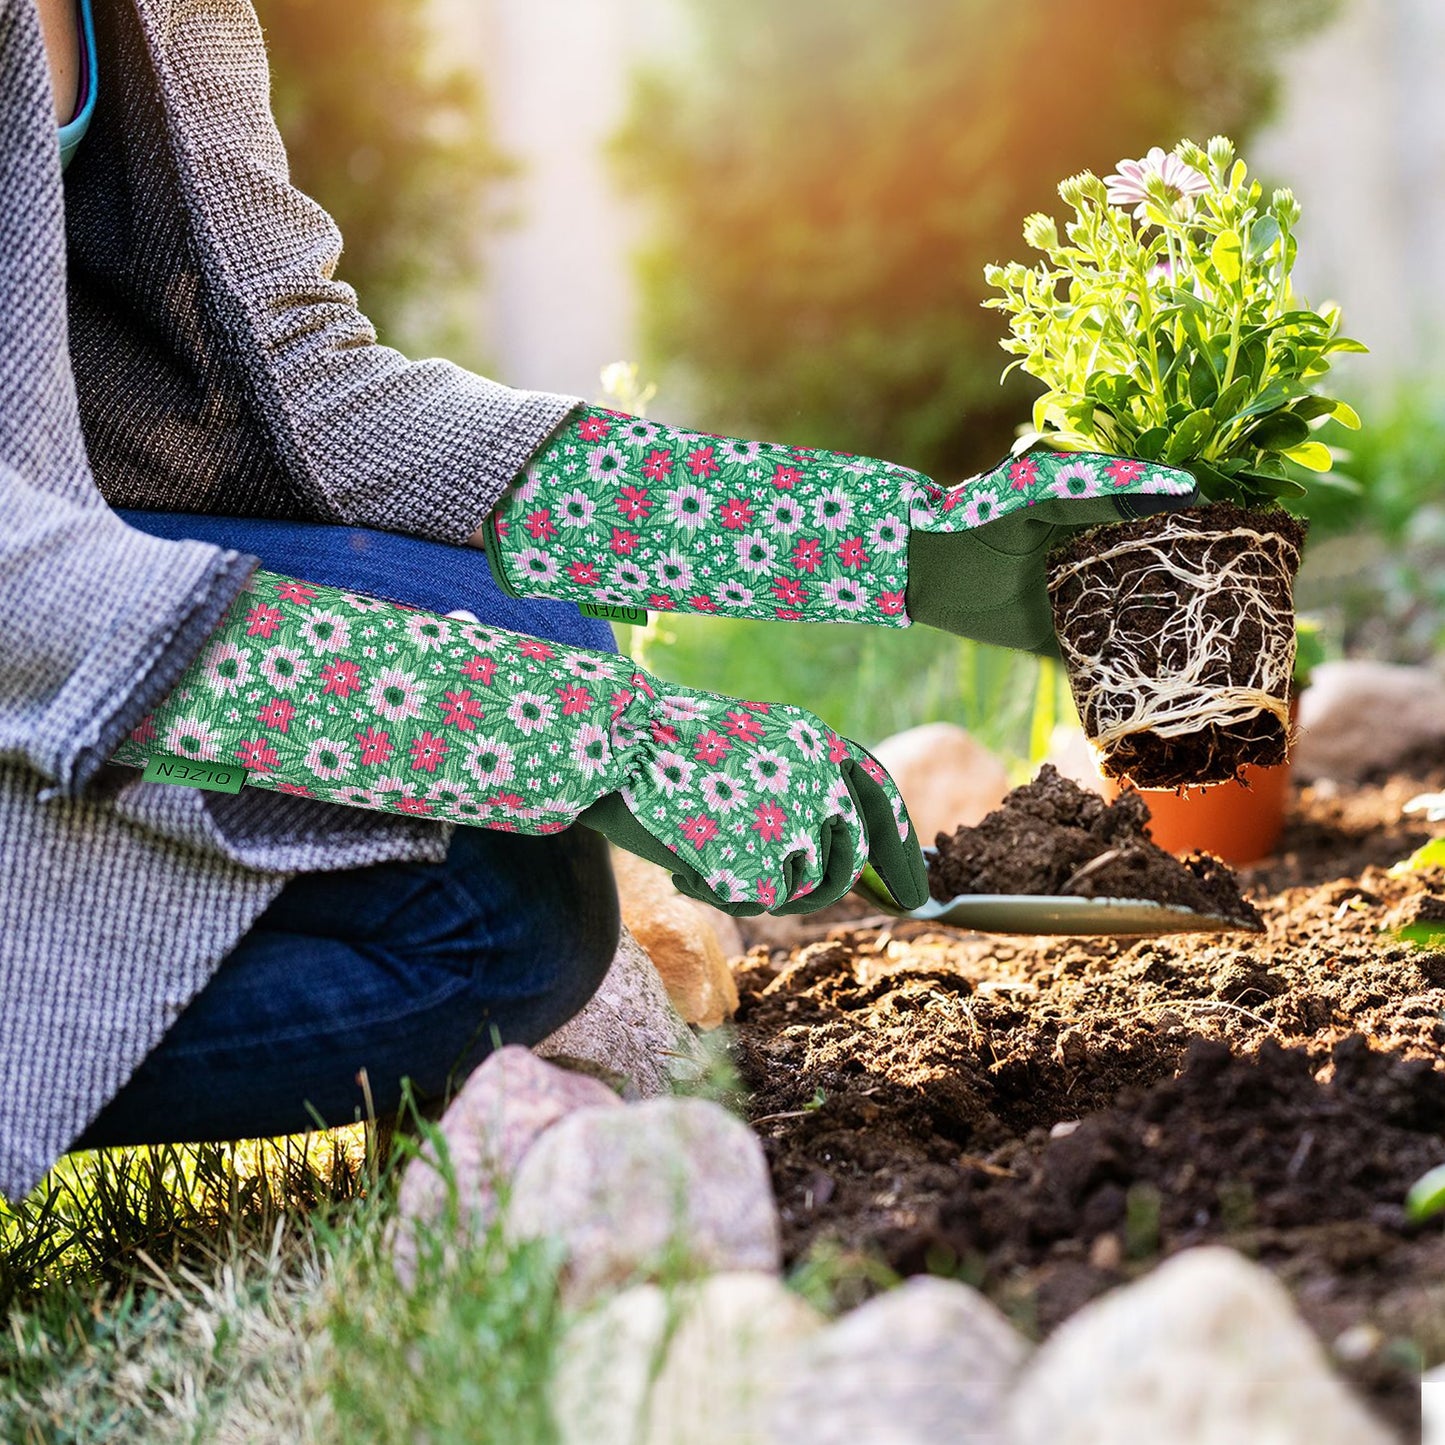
[480,410,1199,655]
[107,570,927,917]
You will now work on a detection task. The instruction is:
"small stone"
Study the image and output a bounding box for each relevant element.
[389,1046,620,1288]
[873,722,1010,847]
[1004,1246,1393,1444]
[1053,1028,1089,1067]
[507,1097,781,1306]
[536,926,706,1098]
[1049,1120,1081,1140]
[1294,660,1445,783]
[611,850,740,1029]
[1088,1232,1123,1271]
[552,1273,824,1445]
[768,1276,1028,1444]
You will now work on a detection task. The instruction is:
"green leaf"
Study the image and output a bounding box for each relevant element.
[1406,1163,1445,1224]
[1247,215,1282,259]
[1398,838,1445,874]
[1282,440,1333,471]
[1238,472,1309,500]
[1210,230,1243,285]
[1210,377,1253,422]
[1188,353,1218,409]
[1183,459,1236,502]
[1132,426,1169,461]
[1164,409,1216,463]
[1244,412,1311,451]
[1287,396,1336,422]
[1325,337,1370,354]
[1330,400,1363,429]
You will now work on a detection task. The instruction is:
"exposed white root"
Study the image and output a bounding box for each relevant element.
[1048,522,1298,765]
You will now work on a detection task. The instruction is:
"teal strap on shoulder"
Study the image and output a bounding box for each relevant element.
[58,0,98,172]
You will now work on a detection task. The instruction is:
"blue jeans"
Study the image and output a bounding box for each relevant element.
[79,514,621,1147]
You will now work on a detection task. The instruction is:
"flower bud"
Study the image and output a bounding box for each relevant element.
[1271,186,1301,226]
[1206,134,1236,172]
[1022,212,1059,251]
[1177,140,1209,172]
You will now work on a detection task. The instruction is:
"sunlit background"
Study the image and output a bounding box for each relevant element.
[254,0,1445,767]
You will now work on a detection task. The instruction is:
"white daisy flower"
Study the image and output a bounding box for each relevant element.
[818,578,869,613]
[762,496,805,535]
[785,718,825,760]
[506,691,556,736]
[717,581,756,609]
[299,610,351,653]
[719,439,762,465]
[745,748,792,795]
[609,561,648,592]
[404,612,452,652]
[649,749,696,798]
[621,418,661,446]
[812,488,854,532]
[653,551,695,592]
[259,645,307,693]
[558,489,598,529]
[665,483,712,530]
[339,591,389,613]
[463,736,517,788]
[585,443,627,486]
[1046,459,1104,500]
[572,724,611,779]
[514,548,559,587]
[304,737,354,781]
[161,718,223,762]
[200,641,251,696]
[365,668,425,722]
[701,770,747,814]
[565,652,618,681]
[958,485,1005,529]
[867,515,908,554]
[734,531,777,574]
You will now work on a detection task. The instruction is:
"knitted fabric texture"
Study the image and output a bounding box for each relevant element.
[0,0,579,1199]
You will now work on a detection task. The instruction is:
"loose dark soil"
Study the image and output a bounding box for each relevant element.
[928,764,1261,929]
[1047,501,1308,789]
[734,751,1445,1442]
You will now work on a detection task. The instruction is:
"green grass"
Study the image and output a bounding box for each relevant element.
[0,1121,570,1444]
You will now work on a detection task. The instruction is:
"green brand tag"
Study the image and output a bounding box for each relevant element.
[141,753,248,794]
[579,602,649,627]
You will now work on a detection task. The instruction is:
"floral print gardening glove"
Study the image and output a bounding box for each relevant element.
[108,570,928,917]
[482,411,1199,655]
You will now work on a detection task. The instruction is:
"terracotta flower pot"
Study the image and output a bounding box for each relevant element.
[1098,700,1298,866]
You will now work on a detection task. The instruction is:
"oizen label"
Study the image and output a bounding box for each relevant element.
[579,602,649,627]
[140,753,248,794]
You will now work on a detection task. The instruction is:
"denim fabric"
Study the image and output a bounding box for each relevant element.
[80,514,620,1145]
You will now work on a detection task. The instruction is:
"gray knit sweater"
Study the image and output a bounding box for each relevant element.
[0,0,578,1199]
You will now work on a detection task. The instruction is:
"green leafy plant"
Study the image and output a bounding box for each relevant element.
[985,136,1365,509]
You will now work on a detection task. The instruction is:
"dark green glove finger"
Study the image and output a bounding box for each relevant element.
[770,812,857,916]
[841,754,929,909]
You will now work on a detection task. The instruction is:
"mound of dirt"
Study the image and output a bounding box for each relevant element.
[928,764,1260,928]
[733,752,1445,1441]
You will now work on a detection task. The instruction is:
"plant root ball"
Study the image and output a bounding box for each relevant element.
[1047,502,1307,790]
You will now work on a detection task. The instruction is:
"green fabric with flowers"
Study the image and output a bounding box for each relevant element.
[108,569,927,916]
[484,412,1197,654]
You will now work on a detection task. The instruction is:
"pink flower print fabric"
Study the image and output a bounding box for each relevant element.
[487,412,1196,629]
[109,569,925,915]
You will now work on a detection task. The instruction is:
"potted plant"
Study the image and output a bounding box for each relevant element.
[985,136,1364,789]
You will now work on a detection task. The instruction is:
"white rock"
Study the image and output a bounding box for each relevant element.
[536,925,706,1097]
[389,1047,620,1287]
[769,1276,1028,1444]
[1294,660,1445,783]
[1041,722,1104,789]
[553,1273,824,1445]
[873,722,1011,848]
[507,1097,781,1306]
[1004,1246,1392,1445]
[611,849,740,1029]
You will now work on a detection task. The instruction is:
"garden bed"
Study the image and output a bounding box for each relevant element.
[734,751,1445,1441]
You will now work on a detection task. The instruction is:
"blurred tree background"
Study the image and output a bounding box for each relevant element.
[614,0,1340,481]
[253,0,511,367]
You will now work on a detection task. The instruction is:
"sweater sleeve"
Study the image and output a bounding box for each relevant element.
[131,0,579,546]
[0,461,256,797]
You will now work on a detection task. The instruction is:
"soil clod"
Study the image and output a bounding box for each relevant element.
[927,764,1261,928]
